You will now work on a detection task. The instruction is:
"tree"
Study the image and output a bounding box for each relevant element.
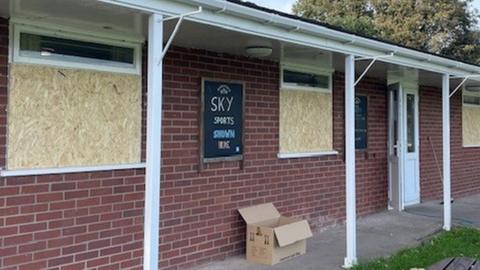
[292,0,480,64]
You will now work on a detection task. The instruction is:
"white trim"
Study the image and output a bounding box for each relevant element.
[402,86,421,207]
[344,54,357,268]
[99,0,480,77]
[463,103,480,108]
[280,63,333,93]
[442,73,452,231]
[11,22,143,75]
[144,13,163,270]
[277,151,338,159]
[10,17,145,44]
[0,163,146,177]
[463,144,480,148]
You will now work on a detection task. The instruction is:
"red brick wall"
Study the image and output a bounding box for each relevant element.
[8,14,478,269]
[420,85,444,199]
[420,85,480,200]
[450,90,480,196]
[158,48,389,269]
[0,18,146,270]
[0,15,390,268]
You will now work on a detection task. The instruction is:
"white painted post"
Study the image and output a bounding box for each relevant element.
[344,54,357,268]
[144,13,163,270]
[442,73,451,231]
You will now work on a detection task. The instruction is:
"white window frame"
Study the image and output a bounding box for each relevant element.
[279,62,336,158]
[280,63,333,93]
[12,23,142,75]
[462,89,480,148]
[463,90,480,107]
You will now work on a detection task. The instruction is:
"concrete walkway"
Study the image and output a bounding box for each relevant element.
[194,194,480,270]
[405,193,480,228]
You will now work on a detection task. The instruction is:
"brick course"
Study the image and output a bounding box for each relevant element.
[0,16,478,270]
[420,85,480,200]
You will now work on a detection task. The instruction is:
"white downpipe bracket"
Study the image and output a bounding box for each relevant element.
[344,54,358,268]
[442,73,452,231]
[144,13,163,270]
[354,53,394,86]
[160,6,203,61]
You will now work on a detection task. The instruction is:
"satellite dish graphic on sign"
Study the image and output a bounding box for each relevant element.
[217,85,232,95]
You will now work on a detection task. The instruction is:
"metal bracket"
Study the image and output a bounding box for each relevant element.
[215,2,227,13]
[449,74,480,98]
[159,6,203,62]
[354,53,394,86]
[450,76,470,98]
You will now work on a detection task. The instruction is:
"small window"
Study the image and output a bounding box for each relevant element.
[406,94,416,153]
[283,69,330,89]
[464,95,480,106]
[281,65,332,92]
[13,24,141,74]
[20,33,134,65]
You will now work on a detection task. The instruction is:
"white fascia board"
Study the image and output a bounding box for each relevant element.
[99,0,480,77]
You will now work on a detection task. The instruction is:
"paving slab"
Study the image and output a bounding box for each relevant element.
[194,194,480,270]
[194,211,439,270]
[405,193,480,227]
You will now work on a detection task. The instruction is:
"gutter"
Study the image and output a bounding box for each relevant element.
[185,0,479,75]
[99,0,480,77]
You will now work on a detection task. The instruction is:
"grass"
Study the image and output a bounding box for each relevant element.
[352,227,480,270]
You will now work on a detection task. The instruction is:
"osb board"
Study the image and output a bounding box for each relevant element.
[279,90,333,153]
[7,64,142,169]
[463,106,480,146]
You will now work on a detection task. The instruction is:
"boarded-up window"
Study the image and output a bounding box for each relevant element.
[279,90,333,153]
[279,67,333,154]
[463,94,480,146]
[7,64,142,170]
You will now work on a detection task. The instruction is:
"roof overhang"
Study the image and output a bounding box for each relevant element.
[98,0,480,78]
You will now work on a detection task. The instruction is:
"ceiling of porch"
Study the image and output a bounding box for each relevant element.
[0,0,472,89]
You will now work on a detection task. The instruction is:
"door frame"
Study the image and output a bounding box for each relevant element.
[388,83,420,210]
[402,85,421,206]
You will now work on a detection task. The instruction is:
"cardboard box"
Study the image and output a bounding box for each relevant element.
[238,203,313,265]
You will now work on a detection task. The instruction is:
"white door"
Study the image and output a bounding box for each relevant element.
[402,87,420,206]
[388,83,420,210]
[388,83,403,210]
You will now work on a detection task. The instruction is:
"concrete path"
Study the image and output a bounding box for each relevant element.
[405,193,480,228]
[194,194,480,270]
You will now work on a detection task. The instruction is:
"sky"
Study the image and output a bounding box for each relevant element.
[249,0,480,16]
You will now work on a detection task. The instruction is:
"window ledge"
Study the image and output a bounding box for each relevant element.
[0,163,146,177]
[463,145,480,148]
[277,151,338,159]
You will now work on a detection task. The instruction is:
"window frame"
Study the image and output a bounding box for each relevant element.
[280,63,333,93]
[462,89,480,148]
[278,62,336,158]
[463,90,480,107]
[12,23,142,75]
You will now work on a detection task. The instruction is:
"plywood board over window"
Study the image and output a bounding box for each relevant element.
[279,90,333,153]
[7,64,142,170]
[463,106,480,146]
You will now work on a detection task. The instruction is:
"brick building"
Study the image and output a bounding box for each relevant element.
[0,0,479,269]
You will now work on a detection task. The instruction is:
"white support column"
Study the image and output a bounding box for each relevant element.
[442,73,452,231]
[344,54,357,268]
[144,13,163,270]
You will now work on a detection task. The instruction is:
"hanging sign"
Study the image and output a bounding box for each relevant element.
[355,95,368,150]
[201,78,245,162]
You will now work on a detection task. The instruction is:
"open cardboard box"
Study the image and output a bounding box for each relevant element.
[238,203,313,265]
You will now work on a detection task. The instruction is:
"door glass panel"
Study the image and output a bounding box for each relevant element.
[406,94,415,153]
